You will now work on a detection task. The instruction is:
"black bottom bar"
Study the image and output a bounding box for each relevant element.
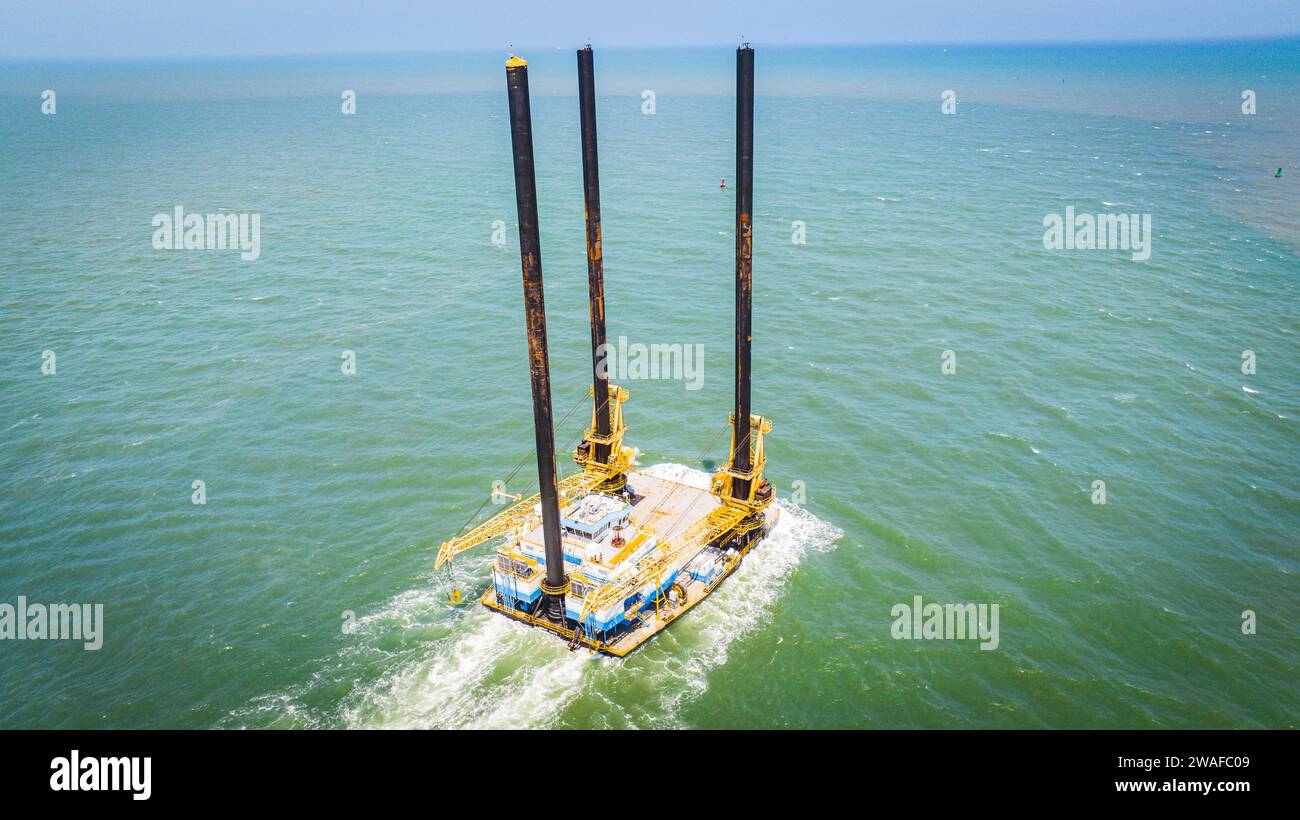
[2,729,1285,807]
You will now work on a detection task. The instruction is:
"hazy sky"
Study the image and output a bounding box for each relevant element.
[2,0,1298,59]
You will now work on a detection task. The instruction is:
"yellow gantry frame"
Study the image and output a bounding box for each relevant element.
[572,384,632,488]
[711,412,773,512]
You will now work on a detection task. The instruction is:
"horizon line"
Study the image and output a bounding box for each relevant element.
[3,33,1297,65]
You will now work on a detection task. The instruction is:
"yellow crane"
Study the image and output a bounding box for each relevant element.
[435,472,592,571]
[434,386,632,572]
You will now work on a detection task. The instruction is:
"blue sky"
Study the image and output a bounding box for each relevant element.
[2,0,1298,59]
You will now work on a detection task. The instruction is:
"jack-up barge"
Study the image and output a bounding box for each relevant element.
[435,45,776,657]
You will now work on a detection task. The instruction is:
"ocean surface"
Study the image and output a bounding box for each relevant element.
[0,41,1296,729]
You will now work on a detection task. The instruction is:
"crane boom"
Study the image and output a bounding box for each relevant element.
[435,471,602,570]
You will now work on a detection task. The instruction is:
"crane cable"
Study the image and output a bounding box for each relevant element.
[438,390,590,604]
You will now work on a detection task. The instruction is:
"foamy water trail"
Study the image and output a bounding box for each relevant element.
[241,464,842,729]
[342,609,597,729]
[633,474,843,725]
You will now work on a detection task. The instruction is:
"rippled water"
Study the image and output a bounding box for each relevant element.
[0,42,1296,728]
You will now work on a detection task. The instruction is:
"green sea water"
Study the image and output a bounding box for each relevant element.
[0,42,1296,728]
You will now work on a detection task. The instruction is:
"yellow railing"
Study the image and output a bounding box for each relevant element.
[577,504,749,625]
